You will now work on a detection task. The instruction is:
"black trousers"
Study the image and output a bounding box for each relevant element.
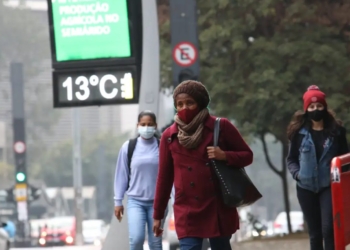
[297,185,334,250]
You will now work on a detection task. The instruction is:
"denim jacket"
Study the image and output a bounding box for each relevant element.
[286,126,350,192]
[297,128,338,192]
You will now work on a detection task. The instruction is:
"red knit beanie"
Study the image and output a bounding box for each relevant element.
[303,85,327,111]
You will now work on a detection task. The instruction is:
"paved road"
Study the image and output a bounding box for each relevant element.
[11,242,171,250]
[11,240,307,250]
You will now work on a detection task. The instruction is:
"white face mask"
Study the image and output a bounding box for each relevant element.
[138,126,156,139]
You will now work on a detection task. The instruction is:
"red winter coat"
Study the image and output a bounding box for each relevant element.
[153,115,253,239]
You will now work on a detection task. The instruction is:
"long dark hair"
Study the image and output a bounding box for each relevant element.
[138,110,157,123]
[287,108,342,140]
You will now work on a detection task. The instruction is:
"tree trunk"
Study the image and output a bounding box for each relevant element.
[260,132,293,234]
[282,140,292,234]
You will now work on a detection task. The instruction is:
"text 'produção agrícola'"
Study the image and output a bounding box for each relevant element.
[58,2,120,37]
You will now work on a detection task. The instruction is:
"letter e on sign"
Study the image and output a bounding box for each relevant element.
[173,42,198,67]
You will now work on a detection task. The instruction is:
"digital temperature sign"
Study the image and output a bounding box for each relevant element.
[53,67,138,107]
[47,0,143,108]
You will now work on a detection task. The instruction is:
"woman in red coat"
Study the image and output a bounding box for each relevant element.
[152,80,253,250]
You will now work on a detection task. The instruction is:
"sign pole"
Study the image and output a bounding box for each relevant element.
[103,0,159,248]
[72,108,84,246]
[170,0,200,87]
[10,62,30,247]
[137,0,160,117]
[169,2,209,249]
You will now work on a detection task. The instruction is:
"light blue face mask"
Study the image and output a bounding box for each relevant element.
[138,126,156,139]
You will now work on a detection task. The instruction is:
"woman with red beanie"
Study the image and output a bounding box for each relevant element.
[152,80,253,250]
[287,85,349,250]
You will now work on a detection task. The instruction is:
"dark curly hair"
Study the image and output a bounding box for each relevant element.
[287,108,342,140]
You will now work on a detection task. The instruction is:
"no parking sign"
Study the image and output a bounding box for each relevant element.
[172,42,198,67]
[14,141,26,154]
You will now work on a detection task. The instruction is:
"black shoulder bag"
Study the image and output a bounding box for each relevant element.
[211,118,262,207]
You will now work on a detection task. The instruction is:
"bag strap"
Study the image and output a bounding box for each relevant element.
[127,138,138,170]
[214,118,221,147]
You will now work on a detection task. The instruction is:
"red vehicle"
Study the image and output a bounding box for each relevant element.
[38,217,75,246]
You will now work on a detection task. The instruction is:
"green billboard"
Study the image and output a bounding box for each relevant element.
[51,0,131,62]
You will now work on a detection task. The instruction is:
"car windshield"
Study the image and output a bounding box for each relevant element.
[83,221,103,231]
[48,218,73,229]
[276,211,303,222]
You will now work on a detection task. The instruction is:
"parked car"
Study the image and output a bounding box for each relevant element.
[0,222,10,250]
[38,216,75,246]
[246,213,268,238]
[30,219,48,246]
[82,219,106,246]
[100,223,110,245]
[273,211,304,235]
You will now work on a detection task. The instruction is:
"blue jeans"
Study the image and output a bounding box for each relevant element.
[127,197,163,250]
[179,236,232,250]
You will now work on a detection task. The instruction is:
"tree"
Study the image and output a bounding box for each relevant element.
[193,0,350,233]
[33,132,129,221]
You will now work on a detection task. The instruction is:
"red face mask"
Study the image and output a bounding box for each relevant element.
[177,107,200,124]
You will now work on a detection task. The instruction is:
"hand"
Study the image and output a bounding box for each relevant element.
[114,206,124,222]
[153,219,164,237]
[207,146,226,160]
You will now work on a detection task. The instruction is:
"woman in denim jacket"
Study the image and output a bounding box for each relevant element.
[286,85,349,250]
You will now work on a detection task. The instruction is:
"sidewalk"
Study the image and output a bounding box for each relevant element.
[232,237,309,250]
[144,241,169,250]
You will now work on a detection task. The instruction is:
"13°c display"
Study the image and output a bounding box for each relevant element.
[53,67,138,107]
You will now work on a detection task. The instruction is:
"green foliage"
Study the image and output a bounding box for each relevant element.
[159,0,350,138]
[159,20,172,89]
[31,132,129,220]
[196,0,350,142]
[33,133,128,186]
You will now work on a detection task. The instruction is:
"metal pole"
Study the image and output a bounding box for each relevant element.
[10,62,30,247]
[170,0,200,87]
[137,0,160,117]
[72,108,83,246]
[103,0,158,248]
